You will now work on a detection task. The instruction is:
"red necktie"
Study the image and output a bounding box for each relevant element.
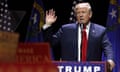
[81,25,88,61]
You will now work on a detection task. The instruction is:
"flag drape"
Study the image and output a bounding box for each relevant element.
[106,0,120,72]
[25,0,45,42]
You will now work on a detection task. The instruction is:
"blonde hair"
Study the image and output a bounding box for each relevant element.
[74,2,92,12]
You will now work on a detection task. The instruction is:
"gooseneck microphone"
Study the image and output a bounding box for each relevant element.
[80,24,84,31]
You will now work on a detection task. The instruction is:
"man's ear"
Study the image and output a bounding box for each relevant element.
[89,11,92,18]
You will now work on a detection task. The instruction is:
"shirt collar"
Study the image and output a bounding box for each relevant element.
[86,22,91,29]
[75,21,91,29]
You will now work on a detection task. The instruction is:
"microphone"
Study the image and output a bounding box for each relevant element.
[80,24,84,31]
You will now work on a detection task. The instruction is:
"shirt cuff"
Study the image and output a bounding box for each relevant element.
[107,59,114,63]
[43,24,51,30]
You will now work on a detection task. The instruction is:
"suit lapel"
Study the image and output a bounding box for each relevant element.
[87,23,96,60]
[88,23,96,42]
[74,23,79,59]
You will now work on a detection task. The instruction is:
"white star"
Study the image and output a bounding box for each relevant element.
[73,1,77,5]
[71,12,74,15]
[109,8,117,19]
[7,28,10,31]
[69,17,73,21]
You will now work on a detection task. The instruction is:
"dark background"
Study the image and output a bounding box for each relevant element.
[8,0,110,42]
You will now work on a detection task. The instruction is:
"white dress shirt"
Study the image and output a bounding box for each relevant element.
[78,22,91,62]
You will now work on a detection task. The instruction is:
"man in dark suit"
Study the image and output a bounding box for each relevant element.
[43,2,115,71]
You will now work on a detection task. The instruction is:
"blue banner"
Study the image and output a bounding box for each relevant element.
[54,61,106,72]
[25,0,45,42]
[106,0,120,72]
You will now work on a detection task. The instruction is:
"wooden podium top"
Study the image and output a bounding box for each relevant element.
[0,31,19,63]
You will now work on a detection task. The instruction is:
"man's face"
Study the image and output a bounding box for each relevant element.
[75,6,92,25]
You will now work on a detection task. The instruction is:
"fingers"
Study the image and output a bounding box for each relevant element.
[107,60,115,71]
[110,61,115,71]
[45,9,57,25]
[46,9,56,16]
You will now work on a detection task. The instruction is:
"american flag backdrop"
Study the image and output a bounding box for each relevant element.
[0,0,17,32]
[69,0,83,23]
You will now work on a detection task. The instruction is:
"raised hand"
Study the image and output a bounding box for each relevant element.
[45,9,57,25]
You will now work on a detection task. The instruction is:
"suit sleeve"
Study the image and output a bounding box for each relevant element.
[102,31,114,60]
[42,26,63,47]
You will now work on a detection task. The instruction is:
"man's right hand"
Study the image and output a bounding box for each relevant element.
[45,9,57,25]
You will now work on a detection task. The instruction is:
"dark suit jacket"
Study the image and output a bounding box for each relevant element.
[43,22,113,61]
